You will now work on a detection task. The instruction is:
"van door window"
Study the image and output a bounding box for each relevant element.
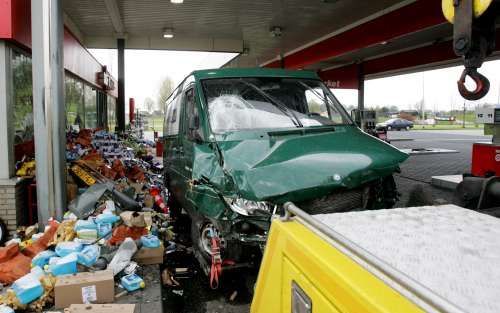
[165,95,181,136]
[184,88,202,141]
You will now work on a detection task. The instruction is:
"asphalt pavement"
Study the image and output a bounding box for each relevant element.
[389,129,490,206]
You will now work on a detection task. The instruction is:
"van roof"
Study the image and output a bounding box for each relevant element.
[191,67,320,80]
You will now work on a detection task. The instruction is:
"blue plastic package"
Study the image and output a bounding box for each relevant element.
[97,222,112,238]
[77,245,100,267]
[141,235,160,248]
[31,250,57,268]
[30,266,45,280]
[95,213,120,224]
[55,241,83,257]
[49,253,78,276]
[11,272,44,304]
[120,273,145,292]
[74,219,97,232]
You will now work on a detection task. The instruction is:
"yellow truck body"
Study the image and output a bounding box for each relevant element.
[251,203,500,313]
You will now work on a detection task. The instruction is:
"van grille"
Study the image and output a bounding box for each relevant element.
[296,188,365,215]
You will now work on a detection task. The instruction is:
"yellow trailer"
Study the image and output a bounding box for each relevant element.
[251,203,500,313]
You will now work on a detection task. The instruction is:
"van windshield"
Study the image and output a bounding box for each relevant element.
[201,77,352,133]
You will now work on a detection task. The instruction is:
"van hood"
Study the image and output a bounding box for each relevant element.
[212,126,408,203]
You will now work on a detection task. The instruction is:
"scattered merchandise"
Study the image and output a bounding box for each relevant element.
[133,243,164,265]
[120,273,145,292]
[54,270,114,309]
[0,129,169,311]
[11,272,44,305]
[49,253,78,277]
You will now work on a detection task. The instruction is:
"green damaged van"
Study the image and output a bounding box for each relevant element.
[163,68,408,270]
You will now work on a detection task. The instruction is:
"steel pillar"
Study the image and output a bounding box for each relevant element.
[117,38,125,132]
[357,63,365,130]
[31,0,66,225]
[0,41,14,180]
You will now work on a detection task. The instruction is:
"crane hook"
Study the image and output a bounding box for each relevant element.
[457,67,490,100]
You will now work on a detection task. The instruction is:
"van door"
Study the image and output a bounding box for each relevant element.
[164,90,185,201]
[178,86,201,210]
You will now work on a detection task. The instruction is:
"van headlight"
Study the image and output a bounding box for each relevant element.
[224,197,274,216]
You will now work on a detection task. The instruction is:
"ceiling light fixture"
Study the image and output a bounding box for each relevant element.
[170,0,184,3]
[163,28,174,39]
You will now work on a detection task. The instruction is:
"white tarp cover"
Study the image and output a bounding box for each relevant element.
[315,205,500,313]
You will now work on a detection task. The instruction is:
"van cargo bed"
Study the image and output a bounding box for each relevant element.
[314,205,500,313]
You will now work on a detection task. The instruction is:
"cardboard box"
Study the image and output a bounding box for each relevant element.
[133,243,164,265]
[67,304,135,313]
[54,270,114,309]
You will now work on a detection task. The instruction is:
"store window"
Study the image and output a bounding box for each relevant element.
[12,50,33,145]
[84,84,97,129]
[107,95,117,132]
[65,75,85,129]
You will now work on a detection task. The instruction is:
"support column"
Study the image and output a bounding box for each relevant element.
[357,63,365,130]
[117,38,125,132]
[31,0,66,225]
[0,41,14,180]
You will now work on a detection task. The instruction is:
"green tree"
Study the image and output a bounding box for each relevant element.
[157,77,174,115]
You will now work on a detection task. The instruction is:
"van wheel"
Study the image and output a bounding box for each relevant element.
[191,219,222,261]
[387,126,392,131]
[406,126,410,131]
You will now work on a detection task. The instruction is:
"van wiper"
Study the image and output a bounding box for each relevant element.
[238,79,303,128]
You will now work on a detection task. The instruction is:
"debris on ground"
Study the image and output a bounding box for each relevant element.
[0,128,172,312]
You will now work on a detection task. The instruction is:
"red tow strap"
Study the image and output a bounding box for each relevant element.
[209,235,222,289]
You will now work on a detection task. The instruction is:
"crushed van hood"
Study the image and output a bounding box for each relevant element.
[210,126,408,203]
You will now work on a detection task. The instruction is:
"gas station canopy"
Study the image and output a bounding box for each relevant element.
[63,0,500,88]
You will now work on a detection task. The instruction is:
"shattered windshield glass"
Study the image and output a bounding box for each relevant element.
[201,77,352,133]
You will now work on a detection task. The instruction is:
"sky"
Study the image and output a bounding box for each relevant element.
[90,49,237,111]
[90,49,500,112]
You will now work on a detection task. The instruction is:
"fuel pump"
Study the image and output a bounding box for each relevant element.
[454,107,500,212]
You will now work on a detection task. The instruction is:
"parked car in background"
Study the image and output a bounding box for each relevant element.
[377,118,414,131]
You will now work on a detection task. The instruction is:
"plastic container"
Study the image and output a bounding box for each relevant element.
[55,241,83,257]
[49,253,78,276]
[32,250,57,268]
[11,272,44,304]
[96,213,120,224]
[30,266,45,280]
[120,273,145,292]
[141,235,160,248]
[77,245,100,267]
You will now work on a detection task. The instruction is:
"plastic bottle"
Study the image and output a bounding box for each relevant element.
[120,273,145,292]
[77,245,100,267]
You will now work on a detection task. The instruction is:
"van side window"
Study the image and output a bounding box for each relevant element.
[165,95,181,136]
